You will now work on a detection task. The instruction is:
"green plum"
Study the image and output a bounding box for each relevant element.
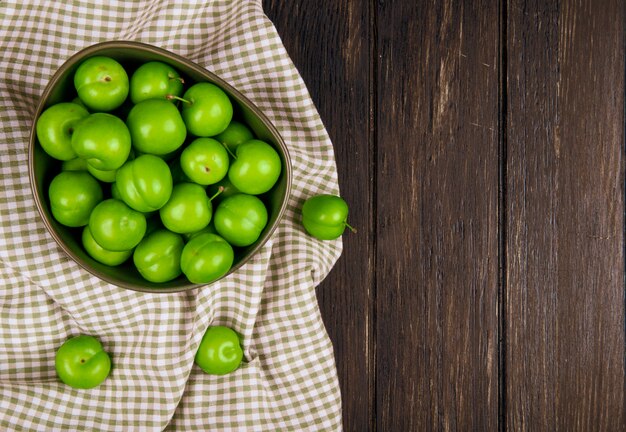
[130,61,184,104]
[133,229,184,283]
[49,171,103,227]
[207,176,240,204]
[82,226,133,266]
[36,102,89,160]
[159,183,217,234]
[87,165,118,183]
[71,113,131,171]
[115,154,173,212]
[195,326,243,375]
[180,138,229,185]
[214,194,268,247]
[301,194,356,240]
[88,199,146,251]
[180,233,234,284]
[61,157,89,172]
[126,99,186,155]
[228,140,281,195]
[214,121,253,156]
[74,56,129,112]
[178,83,233,137]
[55,335,111,389]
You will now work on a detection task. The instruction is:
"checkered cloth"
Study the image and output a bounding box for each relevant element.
[0,1,343,430]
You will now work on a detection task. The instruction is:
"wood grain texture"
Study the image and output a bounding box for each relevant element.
[262,1,374,431]
[264,0,626,430]
[506,0,625,430]
[376,1,499,430]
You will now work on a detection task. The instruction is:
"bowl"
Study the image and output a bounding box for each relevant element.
[29,41,292,293]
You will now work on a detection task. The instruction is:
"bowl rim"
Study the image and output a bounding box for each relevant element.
[28,40,292,294]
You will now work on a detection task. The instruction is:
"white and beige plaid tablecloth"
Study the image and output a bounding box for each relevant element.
[0,1,343,430]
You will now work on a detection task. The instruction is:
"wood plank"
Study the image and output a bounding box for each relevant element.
[262,1,374,430]
[376,1,499,430]
[505,1,625,429]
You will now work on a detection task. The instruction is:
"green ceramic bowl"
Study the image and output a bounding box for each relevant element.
[29,41,292,293]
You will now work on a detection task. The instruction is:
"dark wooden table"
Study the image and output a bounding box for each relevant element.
[264,1,625,430]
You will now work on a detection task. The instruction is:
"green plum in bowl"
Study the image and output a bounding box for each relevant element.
[29,41,292,293]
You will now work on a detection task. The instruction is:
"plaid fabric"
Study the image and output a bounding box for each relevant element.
[0,1,343,430]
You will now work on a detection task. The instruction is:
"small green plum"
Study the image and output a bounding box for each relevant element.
[71,113,131,171]
[133,229,184,283]
[49,171,103,227]
[228,140,281,195]
[74,56,129,112]
[214,194,268,247]
[88,199,146,251]
[82,226,133,266]
[180,138,229,185]
[180,233,234,284]
[178,83,233,137]
[115,154,173,212]
[301,194,356,240]
[194,326,243,375]
[159,183,216,234]
[55,335,111,389]
[126,99,186,155]
[130,61,184,104]
[36,102,89,160]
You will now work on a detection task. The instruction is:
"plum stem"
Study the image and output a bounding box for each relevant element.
[208,186,225,202]
[222,143,237,160]
[344,221,357,233]
[166,94,191,104]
